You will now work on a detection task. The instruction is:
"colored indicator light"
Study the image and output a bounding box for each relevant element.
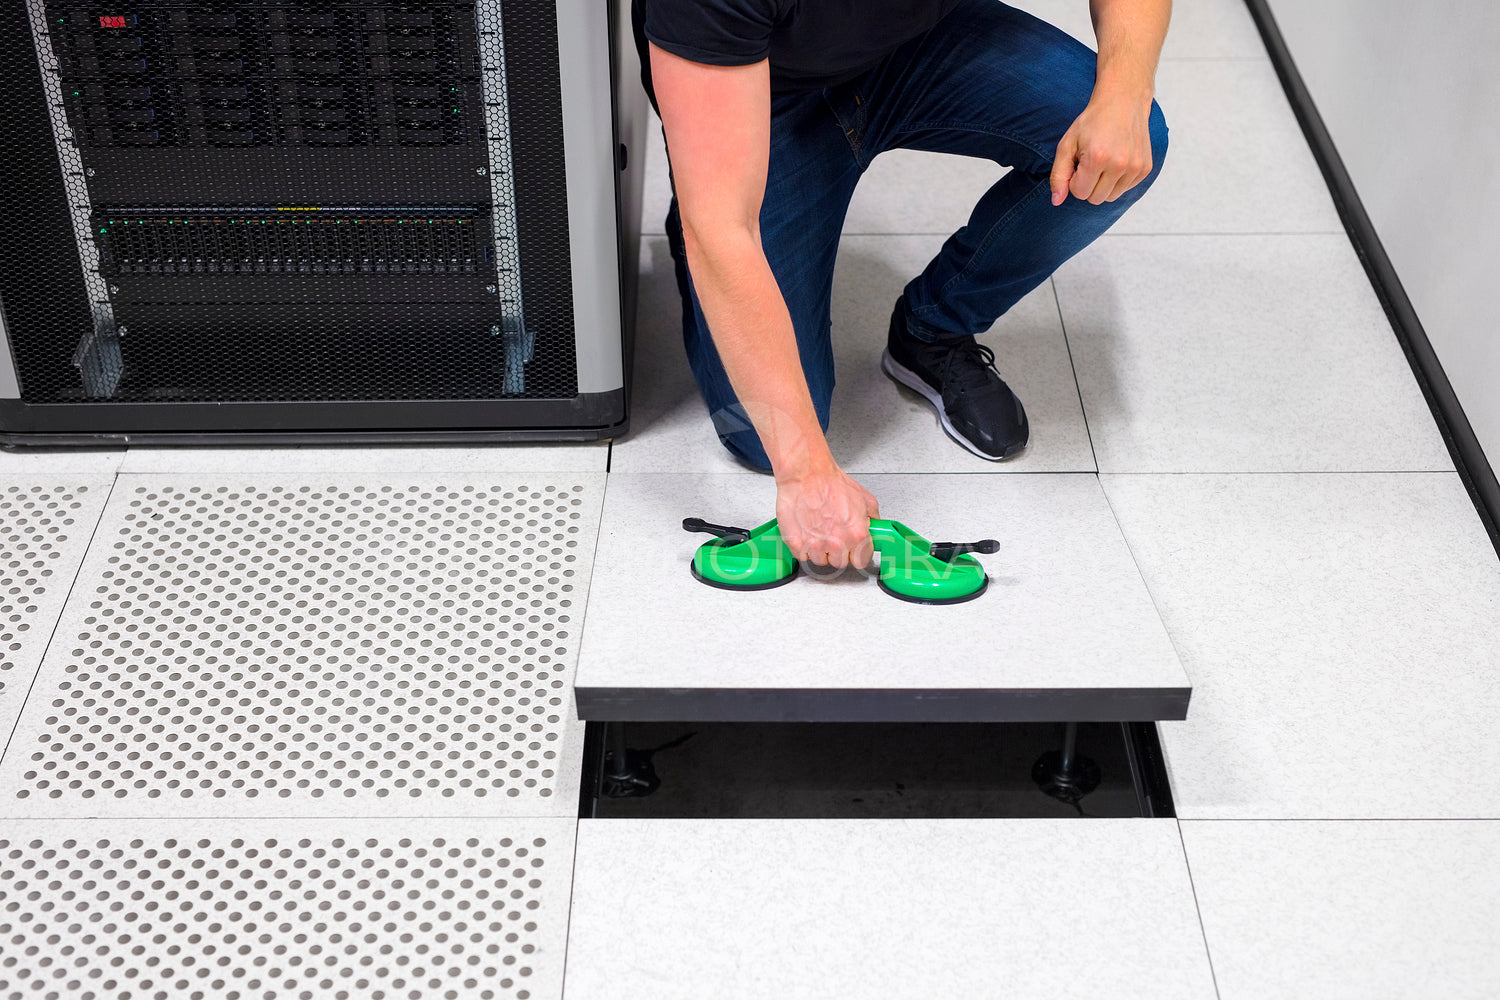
[99,15,128,28]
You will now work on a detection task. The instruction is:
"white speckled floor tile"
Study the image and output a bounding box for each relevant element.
[576,472,1187,720]
[0,816,577,1000]
[1010,0,1269,60]
[1181,820,1500,999]
[844,149,1010,237]
[1057,235,1451,473]
[564,818,1217,1000]
[119,441,610,474]
[1102,473,1500,818]
[1119,59,1341,235]
[0,479,113,748]
[612,236,1093,474]
[0,446,124,475]
[0,473,603,818]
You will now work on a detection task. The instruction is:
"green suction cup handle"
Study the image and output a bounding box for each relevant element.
[929,538,1000,561]
[682,517,751,543]
[869,518,992,605]
[687,516,798,591]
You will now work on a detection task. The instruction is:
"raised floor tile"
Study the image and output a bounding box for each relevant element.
[576,472,1187,721]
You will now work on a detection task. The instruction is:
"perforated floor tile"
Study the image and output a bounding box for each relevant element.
[0,475,604,818]
[119,444,609,476]
[0,817,575,1000]
[0,480,113,749]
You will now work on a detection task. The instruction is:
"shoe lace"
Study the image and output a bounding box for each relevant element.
[932,340,1004,398]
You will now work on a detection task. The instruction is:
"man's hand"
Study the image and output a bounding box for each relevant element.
[775,460,880,570]
[1050,91,1156,206]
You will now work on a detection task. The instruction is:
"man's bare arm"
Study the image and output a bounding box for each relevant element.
[650,43,878,568]
[1050,0,1171,205]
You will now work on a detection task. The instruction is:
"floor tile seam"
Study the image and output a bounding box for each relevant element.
[0,811,588,824]
[636,230,1355,239]
[1094,476,1196,680]
[566,471,617,690]
[1176,817,1500,824]
[106,469,610,480]
[1175,819,1225,1000]
[1092,230,1347,238]
[0,474,121,769]
[1050,277,1101,473]
[0,472,118,482]
[557,810,587,999]
[1159,56,1269,63]
[603,468,1105,477]
[1095,469,1462,478]
[7,814,1493,826]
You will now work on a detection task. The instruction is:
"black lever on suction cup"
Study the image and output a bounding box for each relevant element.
[683,517,752,544]
[928,538,999,562]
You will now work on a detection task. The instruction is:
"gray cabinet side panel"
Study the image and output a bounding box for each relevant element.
[556,0,625,395]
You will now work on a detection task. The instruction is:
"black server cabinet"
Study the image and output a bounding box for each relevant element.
[0,0,636,444]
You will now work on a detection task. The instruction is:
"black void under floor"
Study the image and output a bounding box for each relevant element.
[585,722,1171,819]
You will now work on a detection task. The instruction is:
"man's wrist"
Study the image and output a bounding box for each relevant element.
[769,435,838,485]
[1090,73,1155,112]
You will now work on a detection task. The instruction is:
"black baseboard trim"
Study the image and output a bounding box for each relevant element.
[1243,0,1500,560]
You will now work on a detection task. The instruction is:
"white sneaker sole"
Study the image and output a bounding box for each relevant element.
[881,349,1024,462]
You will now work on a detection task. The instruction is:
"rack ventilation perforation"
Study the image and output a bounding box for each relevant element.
[0,831,551,1000]
[1,485,92,699]
[13,481,586,806]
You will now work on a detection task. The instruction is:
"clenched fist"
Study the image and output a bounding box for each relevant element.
[1050,91,1157,206]
[775,461,880,570]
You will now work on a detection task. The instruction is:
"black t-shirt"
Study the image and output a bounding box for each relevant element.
[633,0,962,99]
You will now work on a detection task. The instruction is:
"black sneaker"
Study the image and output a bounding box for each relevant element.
[881,302,1029,461]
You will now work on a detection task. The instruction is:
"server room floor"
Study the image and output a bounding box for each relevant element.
[4,2,1500,998]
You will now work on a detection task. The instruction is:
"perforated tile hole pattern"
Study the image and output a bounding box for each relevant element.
[1,485,94,700]
[0,832,552,1000]
[15,482,586,804]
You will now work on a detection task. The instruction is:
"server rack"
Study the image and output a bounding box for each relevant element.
[0,0,639,445]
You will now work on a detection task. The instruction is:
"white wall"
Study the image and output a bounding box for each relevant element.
[1265,1,1500,468]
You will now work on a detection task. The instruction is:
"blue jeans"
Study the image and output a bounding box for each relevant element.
[664,0,1169,470]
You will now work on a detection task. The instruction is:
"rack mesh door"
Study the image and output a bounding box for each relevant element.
[1,2,577,404]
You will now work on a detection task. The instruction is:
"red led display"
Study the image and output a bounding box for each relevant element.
[99,15,128,28]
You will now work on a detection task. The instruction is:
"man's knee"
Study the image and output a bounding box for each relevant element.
[709,405,774,472]
[1147,99,1169,180]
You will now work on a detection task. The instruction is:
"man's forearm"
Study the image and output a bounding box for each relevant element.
[1089,0,1171,104]
[681,220,832,479]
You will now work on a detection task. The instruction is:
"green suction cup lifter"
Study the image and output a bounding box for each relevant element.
[683,516,798,591]
[869,519,994,605]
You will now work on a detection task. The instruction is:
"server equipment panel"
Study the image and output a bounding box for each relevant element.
[0,0,632,442]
